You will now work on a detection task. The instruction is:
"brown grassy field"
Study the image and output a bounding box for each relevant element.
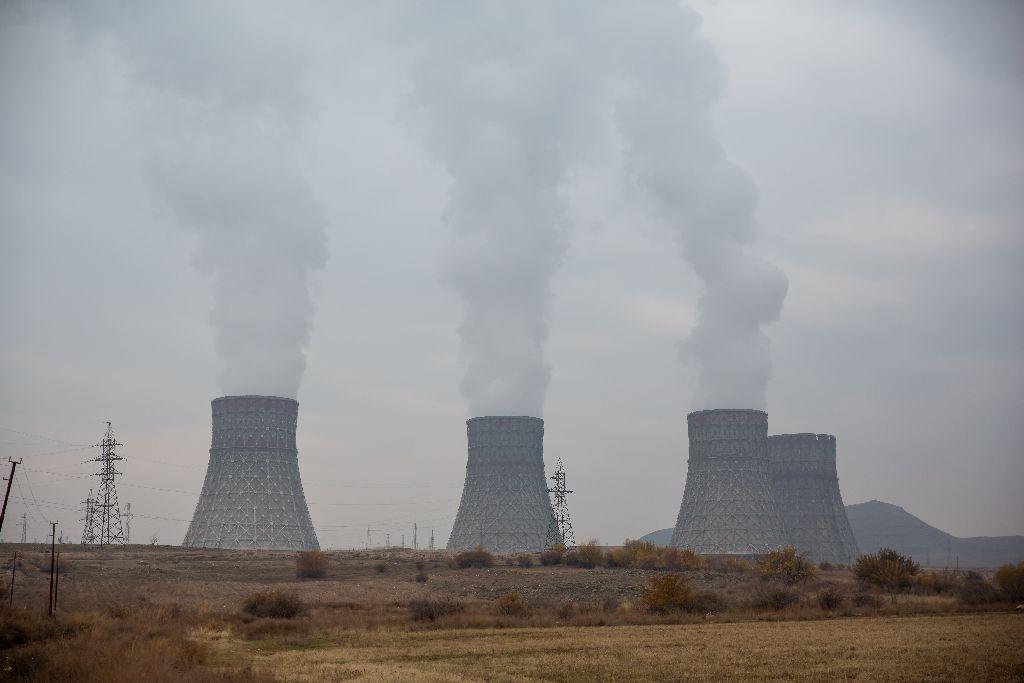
[197,613,1024,681]
[1,544,1020,681]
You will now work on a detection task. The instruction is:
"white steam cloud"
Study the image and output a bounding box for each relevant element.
[399,1,785,413]
[398,4,601,417]
[114,4,328,399]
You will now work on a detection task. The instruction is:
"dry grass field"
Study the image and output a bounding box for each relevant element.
[1,544,1021,681]
[197,613,1024,681]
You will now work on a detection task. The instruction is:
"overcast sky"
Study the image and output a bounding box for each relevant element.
[1,1,1021,548]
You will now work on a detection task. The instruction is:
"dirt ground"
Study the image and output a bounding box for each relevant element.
[4,544,757,614]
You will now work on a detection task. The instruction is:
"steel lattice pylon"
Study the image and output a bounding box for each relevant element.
[545,457,574,549]
[80,489,96,545]
[86,423,127,546]
[768,434,859,564]
[182,396,319,551]
[671,409,788,555]
[447,416,556,553]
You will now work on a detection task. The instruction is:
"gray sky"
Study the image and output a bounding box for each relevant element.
[1,1,1021,548]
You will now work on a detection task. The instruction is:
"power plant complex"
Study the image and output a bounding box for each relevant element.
[182,395,319,550]
[447,416,556,552]
[671,408,858,563]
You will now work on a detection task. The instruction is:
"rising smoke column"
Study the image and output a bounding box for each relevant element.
[398,4,601,418]
[116,4,328,398]
[608,2,788,409]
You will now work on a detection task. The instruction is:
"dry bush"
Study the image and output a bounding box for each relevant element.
[750,584,800,611]
[240,617,304,639]
[374,561,388,573]
[415,571,428,583]
[243,591,305,619]
[571,541,606,569]
[606,541,705,571]
[539,543,565,565]
[817,585,845,610]
[818,561,833,571]
[692,590,728,614]
[455,546,494,568]
[957,571,1001,605]
[641,574,696,613]
[664,548,706,571]
[556,602,574,619]
[913,570,960,595]
[854,548,919,593]
[601,596,620,613]
[709,556,752,573]
[408,597,465,622]
[516,554,534,568]
[852,592,884,608]
[994,561,1024,602]
[494,592,526,616]
[757,547,816,585]
[296,550,328,578]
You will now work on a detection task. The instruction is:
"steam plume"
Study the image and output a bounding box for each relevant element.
[118,4,327,398]
[608,3,788,409]
[399,5,600,417]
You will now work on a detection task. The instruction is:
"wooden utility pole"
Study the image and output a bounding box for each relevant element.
[47,521,56,617]
[8,550,16,606]
[53,552,59,614]
[0,458,23,537]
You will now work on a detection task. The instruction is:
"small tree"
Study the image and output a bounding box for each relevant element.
[572,540,606,568]
[757,547,816,585]
[854,548,919,595]
[641,574,695,613]
[994,561,1024,602]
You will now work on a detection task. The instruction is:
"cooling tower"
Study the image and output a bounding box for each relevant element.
[671,409,788,555]
[182,395,319,550]
[768,433,859,564]
[447,416,556,552]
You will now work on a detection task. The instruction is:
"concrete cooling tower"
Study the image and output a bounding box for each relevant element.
[447,416,556,553]
[671,409,788,555]
[183,395,319,550]
[768,433,859,564]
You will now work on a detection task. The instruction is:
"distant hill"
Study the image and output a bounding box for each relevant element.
[638,500,1024,568]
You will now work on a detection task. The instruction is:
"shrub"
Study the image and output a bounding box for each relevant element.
[641,574,696,613]
[757,547,816,585]
[852,592,884,608]
[295,550,328,579]
[854,548,919,593]
[540,544,566,565]
[817,585,845,610]
[994,561,1024,602]
[556,602,574,619]
[408,597,464,622]
[601,596,620,613]
[494,592,525,616]
[516,554,534,568]
[664,548,705,571]
[243,591,304,619]
[818,561,833,571]
[374,561,388,574]
[750,585,800,611]
[692,590,728,614]
[711,556,752,573]
[957,571,1001,605]
[573,540,606,569]
[415,571,428,583]
[455,546,494,569]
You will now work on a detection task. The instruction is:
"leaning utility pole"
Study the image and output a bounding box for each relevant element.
[47,521,57,617]
[413,523,418,550]
[86,423,126,546]
[0,458,23,537]
[545,458,575,549]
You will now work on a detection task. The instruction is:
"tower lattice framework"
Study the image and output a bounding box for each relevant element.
[183,396,319,550]
[768,433,859,563]
[671,409,787,555]
[545,457,575,549]
[448,416,556,553]
[86,423,127,546]
[80,489,97,545]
